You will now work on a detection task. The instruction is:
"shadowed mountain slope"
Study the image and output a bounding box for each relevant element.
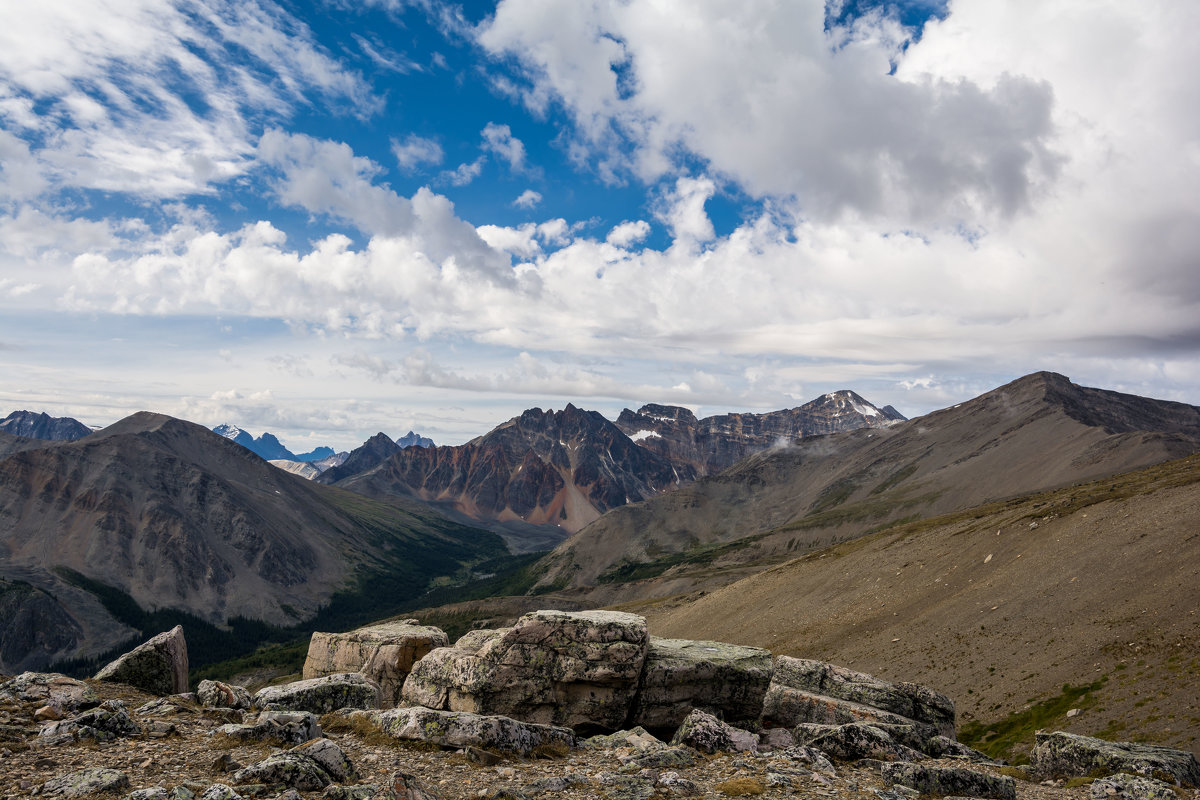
[536,372,1200,590]
[0,410,92,442]
[0,412,504,671]
[636,455,1200,758]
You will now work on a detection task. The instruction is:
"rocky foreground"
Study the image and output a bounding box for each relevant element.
[1,612,1198,800]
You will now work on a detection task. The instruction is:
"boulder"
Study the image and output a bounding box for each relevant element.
[254,672,381,713]
[769,656,955,738]
[401,610,648,732]
[670,709,757,754]
[629,637,772,731]
[197,680,251,710]
[216,709,323,745]
[0,671,99,711]
[94,625,188,696]
[1030,730,1200,787]
[199,787,241,800]
[1090,773,1181,799]
[38,699,141,744]
[882,763,1016,800]
[303,620,448,707]
[230,751,332,791]
[364,706,576,757]
[764,683,925,731]
[793,722,927,762]
[293,737,358,782]
[41,767,130,797]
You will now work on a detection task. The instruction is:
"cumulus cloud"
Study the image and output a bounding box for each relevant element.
[480,122,528,173]
[513,189,542,209]
[439,157,486,186]
[392,134,444,170]
[606,220,650,247]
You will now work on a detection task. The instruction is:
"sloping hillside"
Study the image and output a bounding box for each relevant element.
[634,455,1200,758]
[536,372,1200,590]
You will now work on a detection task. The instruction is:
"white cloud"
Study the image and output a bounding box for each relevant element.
[392,134,444,170]
[480,121,527,173]
[513,189,542,209]
[439,157,486,186]
[606,220,650,247]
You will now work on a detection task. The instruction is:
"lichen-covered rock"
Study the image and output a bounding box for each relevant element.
[321,786,382,800]
[0,671,99,710]
[924,734,1000,762]
[216,709,322,745]
[770,656,955,738]
[123,789,170,800]
[199,785,242,800]
[669,709,757,754]
[793,722,927,762]
[629,637,772,731]
[882,762,1016,800]
[1030,730,1200,787]
[1090,773,1181,799]
[254,672,381,713]
[401,610,648,732]
[197,679,251,710]
[388,772,443,800]
[293,737,358,782]
[303,620,448,707]
[231,751,332,791]
[763,683,924,731]
[364,706,576,757]
[95,625,189,696]
[38,699,141,744]
[41,767,130,797]
[584,726,663,750]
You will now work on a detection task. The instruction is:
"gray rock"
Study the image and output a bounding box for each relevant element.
[771,656,955,738]
[882,763,1016,800]
[1030,730,1200,787]
[216,710,322,746]
[254,673,381,714]
[231,751,332,791]
[763,683,928,732]
[924,734,1000,762]
[303,621,448,707]
[1090,773,1181,799]
[41,767,130,797]
[123,789,170,800]
[197,680,251,710]
[364,706,576,757]
[656,771,701,796]
[199,786,243,800]
[401,610,648,732]
[669,709,757,754]
[629,637,772,731]
[0,671,100,711]
[388,771,444,800]
[782,745,837,774]
[584,726,663,750]
[621,747,697,770]
[38,699,141,743]
[794,722,927,762]
[759,727,795,750]
[95,625,189,696]
[293,737,358,782]
[321,786,381,800]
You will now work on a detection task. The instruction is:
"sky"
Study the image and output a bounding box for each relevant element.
[1,0,1198,452]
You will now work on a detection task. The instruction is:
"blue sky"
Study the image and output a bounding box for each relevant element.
[2,0,1198,451]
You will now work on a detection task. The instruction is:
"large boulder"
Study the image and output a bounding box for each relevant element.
[302,620,448,707]
[38,699,141,744]
[1030,730,1200,787]
[793,722,927,762]
[41,767,130,797]
[882,763,1016,800]
[629,637,772,731]
[230,751,332,791]
[670,708,758,754]
[1089,773,1181,799]
[197,679,251,710]
[363,706,576,756]
[253,672,381,713]
[0,672,99,711]
[217,709,323,746]
[401,610,648,732]
[767,657,955,738]
[94,625,188,696]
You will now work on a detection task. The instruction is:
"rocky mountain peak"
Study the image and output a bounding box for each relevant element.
[0,410,93,442]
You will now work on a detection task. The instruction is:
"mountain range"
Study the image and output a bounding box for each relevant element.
[0,413,504,672]
[0,410,92,442]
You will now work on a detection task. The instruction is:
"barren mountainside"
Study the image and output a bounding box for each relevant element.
[0,412,504,671]
[0,410,92,442]
[535,372,1200,590]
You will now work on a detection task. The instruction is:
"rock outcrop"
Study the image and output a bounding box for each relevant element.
[402,610,649,732]
[253,673,381,714]
[1030,730,1200,787]
[94,626,188,697]
[630,637,772,731]
[196,680,251,710]
[362,706,576,757]
[882,762,1017,800]
[303,620,448,706]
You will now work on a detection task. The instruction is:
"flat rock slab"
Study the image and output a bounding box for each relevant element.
[0,671,99,710]
[882,762,1016,800]
[1030,730,1200,787]
[763,684,919,730]
[773,656,955,738]
[794,722,927,763]
[630,637,772,731]
[231,750,333,791]
[95,625,188,696]
[303,620,448,707]
[41,767,129,797]
[365,706,576,756]
[402,609,648,731]
[254,672,381,714]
